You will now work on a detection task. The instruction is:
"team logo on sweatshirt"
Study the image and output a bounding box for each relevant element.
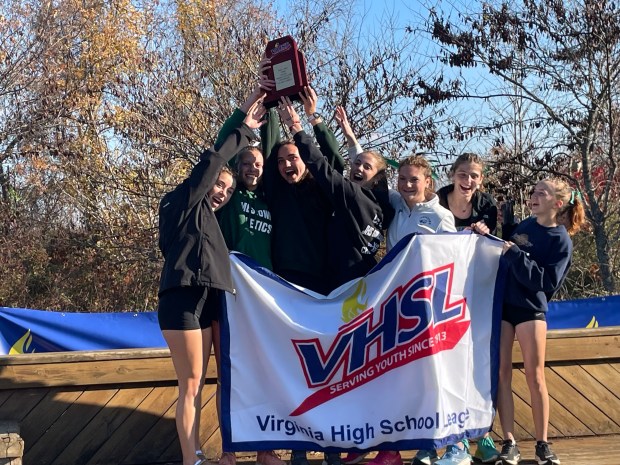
[290,263,469,415]
[513,234,532,247]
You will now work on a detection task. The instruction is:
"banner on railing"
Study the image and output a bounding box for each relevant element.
[219,234,505,451]
[0,307,166,354]
[1,235,619,357]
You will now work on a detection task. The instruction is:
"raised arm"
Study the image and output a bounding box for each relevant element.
[214,57,274,154]
[299,86,345,174]
[278,97,356,206]
[187,100,265,209]
[335,105,363,159]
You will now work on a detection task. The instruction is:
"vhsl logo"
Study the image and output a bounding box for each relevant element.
[291,263,468,415]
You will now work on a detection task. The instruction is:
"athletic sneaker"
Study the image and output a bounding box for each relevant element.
[473,437,499,463]
[257,451,286,465]
[412,449,438,465]
[497,440,520,465]
[435,445,471,465]
[534,441,560,465]
[290,450,310,465]
[323,452,343,465]
[366,451,403,465]
[343,452,369,464]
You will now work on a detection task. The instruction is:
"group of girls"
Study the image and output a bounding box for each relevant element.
[156,61,586,465]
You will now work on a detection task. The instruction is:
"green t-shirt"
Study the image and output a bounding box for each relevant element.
[217,187,273,270]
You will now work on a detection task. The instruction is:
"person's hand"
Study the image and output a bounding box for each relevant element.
[502,241,514,255]
[335,105,360,148]
[471,221,490,235]
[299,86,318,116]
[277,96,303,134]
[335,105,354,137]
[240,57,275,113]
[243,99,267,130]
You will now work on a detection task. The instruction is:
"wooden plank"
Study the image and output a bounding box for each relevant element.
[510,369,566,438]
[581,362,620,398]
[0,388,47,422]
[86,386,177,465]
[24,388,117,465]
[512,333,620,364]
[0,356,217,389]
[0,349,172,365]
[19,388,83,446]
[198,389,220,455]
[53,386,154,465]
[0,390,13,409]
[554,364,620,428]
[545,367,620,435]
[122,395,179,464]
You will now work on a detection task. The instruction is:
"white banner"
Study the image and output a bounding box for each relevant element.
[220,233,504,452]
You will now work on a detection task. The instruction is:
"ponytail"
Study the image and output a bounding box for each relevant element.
[547,178,587,235]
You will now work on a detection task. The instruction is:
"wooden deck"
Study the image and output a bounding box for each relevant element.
[0,327,618,465]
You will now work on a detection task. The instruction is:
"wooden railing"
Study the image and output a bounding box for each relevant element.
[1,327,618,465]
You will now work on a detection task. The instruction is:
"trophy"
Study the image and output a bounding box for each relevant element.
[263,36,309,108]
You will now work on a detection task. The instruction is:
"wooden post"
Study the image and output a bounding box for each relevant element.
[0,421,23,465]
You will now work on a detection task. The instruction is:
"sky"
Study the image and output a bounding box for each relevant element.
[269,0,508,168]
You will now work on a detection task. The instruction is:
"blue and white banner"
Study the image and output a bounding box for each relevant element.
[220,233,505,452]
[0,307,166,354]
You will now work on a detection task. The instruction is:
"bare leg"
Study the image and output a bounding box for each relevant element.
[497,321,516,441]
[164,328,212,465]
[515,320,549,442]
[193,327,212,453]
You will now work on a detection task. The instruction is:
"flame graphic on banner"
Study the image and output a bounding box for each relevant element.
[341,280,368,323]
[586,316,599,328]
[9,330,35,355]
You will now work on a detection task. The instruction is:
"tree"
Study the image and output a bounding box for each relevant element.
[426,0,620,294]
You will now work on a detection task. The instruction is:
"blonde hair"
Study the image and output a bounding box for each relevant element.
[398,155,434,191]
[359,150,387,172]
[219,165,237,190]
[546,178,586,235]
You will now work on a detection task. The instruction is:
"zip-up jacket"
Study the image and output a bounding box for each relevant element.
[437,185,498,233]
[158,124,256,295]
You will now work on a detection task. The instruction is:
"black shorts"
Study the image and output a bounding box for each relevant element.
[158,286,222,331]
[502,303,546,327]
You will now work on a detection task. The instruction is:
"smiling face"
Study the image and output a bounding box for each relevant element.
[529,180,561,217]
[277,143,306,184]
[350,152,381,187]
[451,161,483,199]
[238,149,263,191]
[397,164,430,207]
[208,170,235,211]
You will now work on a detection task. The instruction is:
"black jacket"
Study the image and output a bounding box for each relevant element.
[158,124,256,295]
[437,185,498,233]
[295,130,395,290]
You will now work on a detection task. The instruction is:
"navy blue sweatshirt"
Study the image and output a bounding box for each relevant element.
[502,216,572,312]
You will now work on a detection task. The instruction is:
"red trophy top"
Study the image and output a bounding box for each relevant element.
[263,35,308,108]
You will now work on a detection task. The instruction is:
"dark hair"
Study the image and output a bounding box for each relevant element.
[449,152,485,176]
